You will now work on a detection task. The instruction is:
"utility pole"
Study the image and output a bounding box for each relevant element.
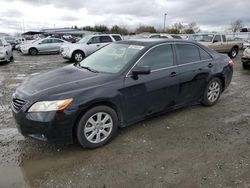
[163,13,167,32]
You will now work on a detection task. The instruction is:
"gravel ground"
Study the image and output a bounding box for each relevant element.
[0,51,250,188]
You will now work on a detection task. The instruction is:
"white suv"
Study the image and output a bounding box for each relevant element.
[60,34,122,62]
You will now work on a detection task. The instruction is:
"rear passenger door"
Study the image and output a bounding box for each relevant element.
[37,39,53,53]
[52,39,65,52]
[174,43,213,105]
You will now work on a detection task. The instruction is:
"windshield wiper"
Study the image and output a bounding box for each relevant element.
[80,65,99,73]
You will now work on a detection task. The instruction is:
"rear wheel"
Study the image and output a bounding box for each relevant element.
[201,78,222,106]
[229,47,238,58]
[72,50,85,62]
[29,48,38,55]
[75,106,118,149]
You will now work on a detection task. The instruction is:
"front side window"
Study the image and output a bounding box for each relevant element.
[176,44,200,64]
[137,44,174,70]
[80,43,143,74]
[222,35,226,42]
[100,36,113,43]
[89,36,100,44]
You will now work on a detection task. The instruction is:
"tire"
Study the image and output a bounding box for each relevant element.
[201,78,222,106]
[29,48,38,55]
[229,47,238,58]
[72,50,85,62]
[10,56,14,62]
[242,62,250,70]
[75,106,118,149]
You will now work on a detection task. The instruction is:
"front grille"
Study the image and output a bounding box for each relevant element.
[12,98,27,111]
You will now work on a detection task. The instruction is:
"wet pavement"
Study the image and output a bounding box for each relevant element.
[0,51,250,188]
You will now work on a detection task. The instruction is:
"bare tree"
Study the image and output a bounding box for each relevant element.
[230,19,244,32]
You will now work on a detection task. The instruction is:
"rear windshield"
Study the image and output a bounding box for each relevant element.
[193,34,214,42]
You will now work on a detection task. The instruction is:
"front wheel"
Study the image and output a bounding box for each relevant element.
[76,106,118,149]
[201,78,222,106]
[29,48,38,55]
[72,51,85,62]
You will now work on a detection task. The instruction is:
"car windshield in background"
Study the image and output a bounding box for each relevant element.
[79,43,144,74]
[77,36,92,44]
[193,34,214,42]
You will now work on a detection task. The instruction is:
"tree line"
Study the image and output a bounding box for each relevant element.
[70,19,247,35]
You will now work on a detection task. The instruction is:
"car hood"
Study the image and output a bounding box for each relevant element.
[16,65,114,99]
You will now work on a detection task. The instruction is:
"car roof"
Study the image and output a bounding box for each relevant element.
[117,38,197,47]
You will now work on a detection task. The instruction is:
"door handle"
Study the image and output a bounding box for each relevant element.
[208,63,214,68]
[170,72,177,77]
[96,44,100,47]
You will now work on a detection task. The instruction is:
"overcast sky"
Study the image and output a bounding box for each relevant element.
[0,0,250,34]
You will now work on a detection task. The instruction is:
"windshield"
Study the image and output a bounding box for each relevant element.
[77,36,92,44]
[32,39,41,44]
[193,34,214,42]
[79,43,144,74]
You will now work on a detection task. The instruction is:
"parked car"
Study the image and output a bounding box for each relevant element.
[0,38,13,63]
[11,39,233,148]
[14,37,26,49]
[242,46,250,69]
[20,38,69,55]
[60,34,123,62]
[149,33,182,39]
[193,34,243,58]
[3,36,16,49]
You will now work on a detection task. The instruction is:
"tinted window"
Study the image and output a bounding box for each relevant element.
[171,35,182,39]
[89,36,100,44]
[214,35,221,42]
[176,44,200,64]
[199,49,211,60]
[53,39,64,43]
[222,35,226,42]
[149,35,160,38]
[137,44,174,70]
[100,36,112,43]
[40,39,52,44]
[112,35,122,41]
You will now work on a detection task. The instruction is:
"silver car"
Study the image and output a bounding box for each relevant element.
[0,38,13,63]
[60,34,123,62]
[21,38,70,55]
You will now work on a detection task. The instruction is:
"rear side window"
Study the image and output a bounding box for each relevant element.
[137,44,174,70]
[213,35,221,42]
[40,39,52,44]
[222,35,226,42]
[171,35,182,39]
[100,36,113,43]
[112,35,122,41]
[199,49,211,60]
[149,35,160,38]
[53,39,64,43]
[176,44,200,64]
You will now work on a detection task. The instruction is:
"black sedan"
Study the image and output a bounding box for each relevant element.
[11,39,233,148]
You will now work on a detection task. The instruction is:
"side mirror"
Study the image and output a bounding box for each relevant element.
[132,66,151,76]
[87,41,91,45]
[213,40,218,43]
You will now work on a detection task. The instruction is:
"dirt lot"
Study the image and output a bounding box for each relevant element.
[0,51,250,188]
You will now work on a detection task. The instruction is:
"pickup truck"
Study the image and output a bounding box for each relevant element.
[192,34,243,58]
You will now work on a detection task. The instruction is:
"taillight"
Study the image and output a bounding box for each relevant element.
[228,59,234,69]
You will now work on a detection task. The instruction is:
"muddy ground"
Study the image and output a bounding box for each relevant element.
[0,51,250,188]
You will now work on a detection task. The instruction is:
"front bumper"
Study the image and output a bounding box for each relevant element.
[21,48,29,55]
[0,55,7,62]
[60,51,71,59]
[242,57,250,64]
[11,102,77,144]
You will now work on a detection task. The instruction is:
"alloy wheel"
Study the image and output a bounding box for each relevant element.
[207,81,220,103]
[75,53,83,62]
[84,112,113,144]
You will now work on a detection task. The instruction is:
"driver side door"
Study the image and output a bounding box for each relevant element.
[86,36,102,55]
[121,44,180,124]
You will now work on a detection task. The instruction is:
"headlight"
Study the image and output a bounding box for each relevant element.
[28,99,73,112]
